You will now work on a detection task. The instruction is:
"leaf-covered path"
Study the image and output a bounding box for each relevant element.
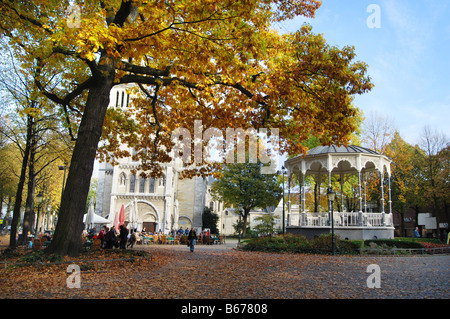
[1,239,449,299]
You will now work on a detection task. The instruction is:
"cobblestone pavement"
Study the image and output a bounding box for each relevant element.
[137,240,450,299]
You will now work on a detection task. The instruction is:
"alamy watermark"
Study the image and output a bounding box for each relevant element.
[171,120,279,174]
[66,4,81,29]
[66,264,81,289]
[367,4,381,29]
[366,264,381,288]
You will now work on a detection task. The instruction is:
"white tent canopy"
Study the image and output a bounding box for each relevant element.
[83,212,111,225]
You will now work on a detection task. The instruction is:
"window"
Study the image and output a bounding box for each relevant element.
[209,201,214,211]
[149,178,155,193]
[129,174,136,193]
[139,177,146,193]
[115,91,119,107]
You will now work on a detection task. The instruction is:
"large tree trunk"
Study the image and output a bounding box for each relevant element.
[22,126,37,239]
[46,57,115,257]
[9,114,33,249]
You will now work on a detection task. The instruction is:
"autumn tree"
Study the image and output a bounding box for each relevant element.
[0,123,19,232]
[361,111,395,154]
[0,0,373,256]
[384,132,424,236]
[418,126,449,235]
[0,48,73,247]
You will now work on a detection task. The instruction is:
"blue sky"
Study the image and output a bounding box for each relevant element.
[275,0,450,146]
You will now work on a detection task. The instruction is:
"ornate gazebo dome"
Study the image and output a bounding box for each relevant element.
[286,144,391,177]
[306,144,379,155]
[283,144,394,240]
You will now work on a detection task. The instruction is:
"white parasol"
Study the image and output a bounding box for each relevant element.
[84,197,95,229]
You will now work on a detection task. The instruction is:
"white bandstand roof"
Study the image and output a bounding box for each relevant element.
[285,144,392,177]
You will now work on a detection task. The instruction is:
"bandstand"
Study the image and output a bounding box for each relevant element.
[284,145,394,240]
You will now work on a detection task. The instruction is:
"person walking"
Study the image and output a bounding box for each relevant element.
[119,225,129,249]
[127,230,136,248]
[188,227,197,252]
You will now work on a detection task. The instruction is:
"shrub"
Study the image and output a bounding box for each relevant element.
[241,234,360,255]
[19,251,45,263]
[364,239,424,249]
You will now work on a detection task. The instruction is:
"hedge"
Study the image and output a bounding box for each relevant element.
[363,239,424,249]
[241,234,362,255]
[241,235,444,255]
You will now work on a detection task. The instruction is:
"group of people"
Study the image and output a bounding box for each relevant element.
[176,227,191,236]
[91,225,136,249]
[87,225,200,252]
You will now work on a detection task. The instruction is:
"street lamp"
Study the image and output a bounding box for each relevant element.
[281,166,286,235]
[327,186,336,255]
[238,203,243,248]
[35,192,44,235]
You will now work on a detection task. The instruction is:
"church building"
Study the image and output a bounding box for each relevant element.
[94,85,217,234]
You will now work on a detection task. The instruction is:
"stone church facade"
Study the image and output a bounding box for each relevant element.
[94,85,215,234]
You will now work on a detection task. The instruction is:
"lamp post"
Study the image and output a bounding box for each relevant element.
[327,186,336,255]
[237,204,243,248]
[281,166,286,235]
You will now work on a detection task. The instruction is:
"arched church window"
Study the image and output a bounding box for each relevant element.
[129,174,136,193]
[149,178,155,193]
[139,177,146,193]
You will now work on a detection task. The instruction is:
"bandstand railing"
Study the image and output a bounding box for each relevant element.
[288,211,393,228]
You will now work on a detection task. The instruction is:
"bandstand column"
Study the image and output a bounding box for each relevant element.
[388,175,392,214]
[301,173,306,213]
[287,175,291,226]
[358,170,363,212]
[380,169,385,213]
[357,170,363,226]
[317,173,322,213]
[386,174,392,226]
[363,174,367,213]
[340,173,344,212]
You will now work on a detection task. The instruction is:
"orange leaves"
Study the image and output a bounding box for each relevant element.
[3,0,373,180]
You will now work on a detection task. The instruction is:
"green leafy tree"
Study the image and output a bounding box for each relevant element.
[211,163,282,237]
[202,206,219,234]
[254,214,277,236]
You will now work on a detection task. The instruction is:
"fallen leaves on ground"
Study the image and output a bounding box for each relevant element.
[0,237,449,299]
